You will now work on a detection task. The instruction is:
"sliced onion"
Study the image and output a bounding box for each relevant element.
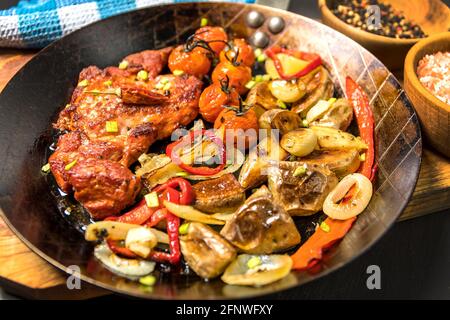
[185,148,245,181]
[221,254,292,286]
[136,153,171,177]
[163,201,225,225]
[94,243,155,280]
[323,173,373,220]
[125,227,157,258]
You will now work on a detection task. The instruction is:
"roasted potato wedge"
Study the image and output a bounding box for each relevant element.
[245,82,278,119]
[220,186,301,254]
[180,222,236,279]
[310,98,353,131]
[300,149,360,178]
[311,126,367,151]
[291,66,334,116]
[238,135,289,190]
[268,162,338,216]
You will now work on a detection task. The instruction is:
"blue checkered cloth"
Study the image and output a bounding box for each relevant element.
[0,0,254,48]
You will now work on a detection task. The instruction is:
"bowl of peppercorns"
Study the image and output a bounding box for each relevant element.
[319,0,450,71]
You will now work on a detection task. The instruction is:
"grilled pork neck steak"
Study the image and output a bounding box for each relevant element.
[49,47,203,219]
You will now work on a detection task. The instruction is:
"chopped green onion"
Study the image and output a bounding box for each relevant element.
[64,159,78,171]
[254,48,263,57]
[173,69,184,76]
[77,79,89,87]
[257,54,266,63]
[105,121,119,133]
[103,80,112,87]
[320,221,330,233]
[137,70,149,81]
[245,80,256,90]
[302,119,309,128]
[160,78,170,84]
[247,256,262,269]
[179,223,190,235]
[328,97,337,105]
[254,74,263,82]
[200,17,208,27]
[162,83,171,92]
[262,74,271,82]
[139,275,156,286]
[277,100,287,109]
[293,166,307,177]
[41,163,51,173]
[118,60,129,70]
[359,153,366,161]
[145,192,159,208]
[175,171,189,177]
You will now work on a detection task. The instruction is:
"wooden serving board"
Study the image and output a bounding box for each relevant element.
[0,49,449,299]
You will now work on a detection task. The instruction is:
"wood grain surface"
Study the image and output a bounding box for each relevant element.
[0,47,448,298]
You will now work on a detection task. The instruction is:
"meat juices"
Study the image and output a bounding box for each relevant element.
[50,47,203,219]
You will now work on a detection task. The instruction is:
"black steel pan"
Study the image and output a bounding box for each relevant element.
[0,2,421,299]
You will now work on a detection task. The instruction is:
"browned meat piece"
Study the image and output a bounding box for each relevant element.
[66,158,141,220]
[49,47,202,219]
[180,222,236,279]
[105,47,172,79]
[192,174,245,213]
[220,186,300,254]
[268,162,338,216]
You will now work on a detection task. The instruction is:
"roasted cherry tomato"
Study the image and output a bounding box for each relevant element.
[212,60,252,95]
[214,105,258,149]
[219,38,255,67]
[194,26,228,55]
[199,78,240,123]
[168,44,211,78]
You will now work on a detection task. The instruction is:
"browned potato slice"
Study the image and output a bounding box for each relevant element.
[245,82,278,119]
[291,66,334,117]
[238,135,289,190]
[220,186,301,254]
[268,162,338,216]
[180,222,236,279]
[300,149,360,178]
[310,98,353,131]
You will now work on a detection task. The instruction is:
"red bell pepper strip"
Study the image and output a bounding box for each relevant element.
[104,199,155,225]
[153,177,195,205]
[265,45,322,81]
[166,129,226,176]
[145,208,169,227]
[291,77,376,270]
[346,76,376,180]
[291,217,356,270]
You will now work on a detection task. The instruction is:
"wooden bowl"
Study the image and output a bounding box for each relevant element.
[318,0,450,71]
[404,32,450,158]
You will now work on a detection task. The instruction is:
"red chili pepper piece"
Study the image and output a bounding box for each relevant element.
[345,76,376,179]
[147,212,181,265]
[265,45,322,81]
[166,129,226,176]
[153,177,195,205]
[104,199,155,225]
[107,239,138,259]
[145,208,168,227]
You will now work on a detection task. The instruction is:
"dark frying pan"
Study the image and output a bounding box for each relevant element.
[0,2,421,299]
